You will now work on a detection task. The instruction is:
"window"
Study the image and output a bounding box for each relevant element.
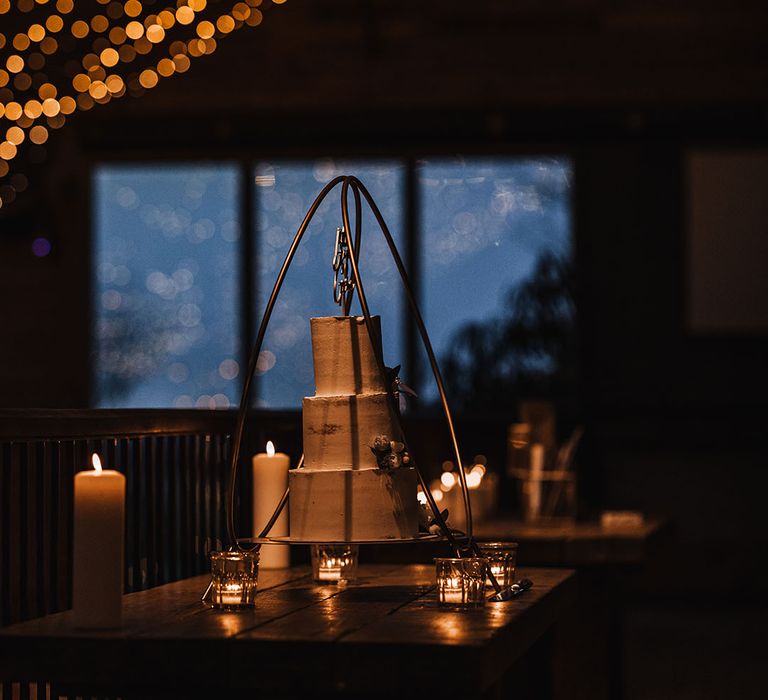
[418,158,573,408]
[253,160,405,408]
[93,165,241,408]
[93,157,573,411]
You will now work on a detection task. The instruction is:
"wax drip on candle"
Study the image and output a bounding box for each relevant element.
[266,441,275,457]
[92,453,102,472]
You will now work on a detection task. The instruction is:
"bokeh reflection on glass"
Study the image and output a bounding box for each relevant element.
[93,165,241,408]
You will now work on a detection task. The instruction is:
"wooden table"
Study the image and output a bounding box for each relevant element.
[1,565,576,699]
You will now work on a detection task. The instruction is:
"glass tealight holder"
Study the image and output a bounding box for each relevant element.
[479,542,518,589]
[311,544,359,584]
[435,557,488,609]
[209,550,259,609]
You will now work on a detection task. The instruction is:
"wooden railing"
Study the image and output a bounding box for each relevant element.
[0,409,302,628]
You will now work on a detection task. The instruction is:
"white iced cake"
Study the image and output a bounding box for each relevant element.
[289,316,420,541]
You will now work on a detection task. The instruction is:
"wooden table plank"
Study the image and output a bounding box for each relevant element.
[0,565,576,696]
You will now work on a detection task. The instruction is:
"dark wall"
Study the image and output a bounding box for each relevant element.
[0,0,766,594]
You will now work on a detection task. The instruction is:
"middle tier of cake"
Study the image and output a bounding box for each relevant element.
[302,391,401,470]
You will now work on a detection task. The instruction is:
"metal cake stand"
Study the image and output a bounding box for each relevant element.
[223,175,512,598]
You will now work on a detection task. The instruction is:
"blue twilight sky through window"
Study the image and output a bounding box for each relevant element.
[254,160,405,408]
[93,165,241,408]
[418,157,573,402]
[92,157,572,409]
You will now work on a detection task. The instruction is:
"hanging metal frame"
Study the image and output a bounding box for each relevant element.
[225,175,507,592]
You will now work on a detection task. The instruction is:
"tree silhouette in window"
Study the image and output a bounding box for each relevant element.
[440,252,577,413]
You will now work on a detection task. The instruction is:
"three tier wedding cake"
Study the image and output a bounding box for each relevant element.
[289,315,420,540]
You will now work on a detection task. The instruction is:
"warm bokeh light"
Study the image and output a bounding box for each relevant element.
[6,126,24,145]
[89,80,108,99]
[138,68,158,88]
[29,124,48,143]
[232,3,250,21]
[71,21,89,38]
[6,55,24,73]
[0,0,284,207]
[125,20,144,39]
[101,47,119,66]
[38,82,57,99]
[124,0,142,17]
[42,98,61,117]
[13,33,30,51]
[172,53,191,72]
[46,14,64,32]
[4,102,22,120]
[106,74,124,93]
[175,6,194,25]
[73,73,91,91]
[40,37,58,55]
[158,9,175,28]
[91,15,109,33]
[23,100,43,118]
[109,26,127,44]
[146,24,165,43]
[196,20,214,39]
[28,24,45,42]
[217,15,235,33]
[440,471,456,490]
[0,141,18,160]
[157,58,174,77]
[59,95,76,114]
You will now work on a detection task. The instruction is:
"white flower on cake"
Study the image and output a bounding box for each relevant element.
[370,434,410,470]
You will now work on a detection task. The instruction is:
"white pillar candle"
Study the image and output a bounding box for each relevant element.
[252,441,290,569]
[72,454,125,629]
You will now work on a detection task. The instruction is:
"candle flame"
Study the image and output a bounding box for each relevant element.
[91,453,102,472]
[266,441,275,457]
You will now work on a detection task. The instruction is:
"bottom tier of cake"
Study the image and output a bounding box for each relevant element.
[289,467,420,541]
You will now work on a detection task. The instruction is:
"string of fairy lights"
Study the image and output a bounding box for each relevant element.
[0,0,286,208]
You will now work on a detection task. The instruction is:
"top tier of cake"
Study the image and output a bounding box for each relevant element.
[310,316,386,397]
